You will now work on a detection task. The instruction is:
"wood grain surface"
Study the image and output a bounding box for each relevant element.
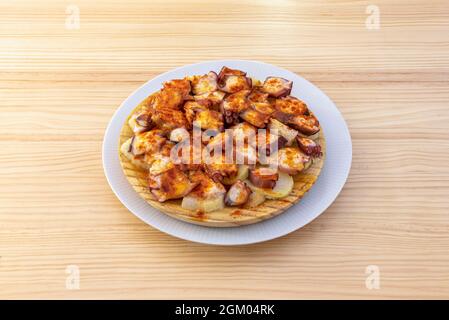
[0,0,448,299]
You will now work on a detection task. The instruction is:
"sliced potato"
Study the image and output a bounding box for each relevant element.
[246,190,266,208]
[120,138,150,170]
[181,194,225,213]
[245,171,293,199]
[222,165,249,185]
[262,77,292,98]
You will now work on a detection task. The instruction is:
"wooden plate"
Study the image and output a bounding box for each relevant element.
[119,99,326,228]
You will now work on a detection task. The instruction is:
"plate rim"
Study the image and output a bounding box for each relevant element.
[102,59,352,245]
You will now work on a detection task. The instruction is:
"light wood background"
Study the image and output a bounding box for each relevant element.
[0,0,448,299]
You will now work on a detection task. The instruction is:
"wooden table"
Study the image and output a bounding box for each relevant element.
[1,0,448,299]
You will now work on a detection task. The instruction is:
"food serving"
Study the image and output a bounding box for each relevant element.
[119,66,325,227]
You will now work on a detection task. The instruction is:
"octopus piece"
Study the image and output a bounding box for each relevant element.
[239,100,274,128]
[289,113,320,136]
[248,89,270,103]
[249,167,279,189]
[272,96,308,123]
[201,128,222,145]
[225,180,252,206]
[191,71,218,95]
[183,100,224,131]
[218,75,252,93]
[130,129,166,156]
[140,94,157,109]
[193,109,224,132]
[205,131,231,152]
[193,90,226,105]
[147,173,160,190]
[162,78,192,99]
[150,88,184,111]
[217,66,246,82]
[143,140,175,164]
[169,127,190,143]
[188,170,227,199]
[217,65,251,93]
[183,100,211,126]
[159,141,175,157]
[204,153,238,182]
[239,108,270,128]
[272,147,310,175]
[149,155,174,176]
[271,97,320,135]
[128,140,174,170]
[128,110,153,133]
[135,113,152,128]
[222,90,251,113]
[220,90,251,125]
[181,171,226,212]
[120,137,151,170]
[231,122,257,145]
[262,77,293,98]
[171,142,203,172]
[151,107,188,133]
[149,166,198,202]
[252,102,274,115]
[296,136,322,157]
[251,130,287,158]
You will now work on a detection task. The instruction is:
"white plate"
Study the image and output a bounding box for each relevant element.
[102,60,352,245]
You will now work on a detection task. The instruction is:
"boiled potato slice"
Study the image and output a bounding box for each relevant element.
[181,194,225,213]
[245,171,293,199]
[246,190,266,207]
[222,165,249,185]
[120,138,149,170]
